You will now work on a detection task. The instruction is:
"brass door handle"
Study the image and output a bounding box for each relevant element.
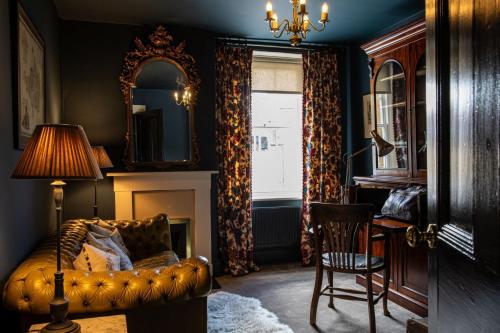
[406,224,438,249]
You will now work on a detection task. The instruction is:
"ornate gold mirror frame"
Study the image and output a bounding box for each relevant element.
[120,26,200,170]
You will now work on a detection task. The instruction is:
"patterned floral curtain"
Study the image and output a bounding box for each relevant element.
[301,49,343,264]
[215,44,259,276]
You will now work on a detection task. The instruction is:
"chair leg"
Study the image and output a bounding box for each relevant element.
[382,264,391,316]
[383,232,391,317]
[366,273,376,333]
[327,270,335,309]
[310,264,323,326]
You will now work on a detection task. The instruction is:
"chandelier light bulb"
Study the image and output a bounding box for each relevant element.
[300,0,307,14]
[321,3,329,22]
[266,2,273,20]
[271,14,278,30]
[303,15,310,29]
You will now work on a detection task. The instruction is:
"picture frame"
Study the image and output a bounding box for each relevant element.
[363,94,373,138]
[14,3,45,149]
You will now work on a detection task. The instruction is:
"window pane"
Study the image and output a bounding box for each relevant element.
[251,92,303,200]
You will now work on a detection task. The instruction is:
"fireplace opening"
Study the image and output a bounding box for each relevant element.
[170,218,191,259]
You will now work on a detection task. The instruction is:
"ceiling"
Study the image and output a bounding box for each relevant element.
[53,0,424,43]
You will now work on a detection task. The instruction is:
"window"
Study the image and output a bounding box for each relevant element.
[251,51,303,200]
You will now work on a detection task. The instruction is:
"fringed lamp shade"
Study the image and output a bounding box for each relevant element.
[12,124,103,180]
[91,146,114,169]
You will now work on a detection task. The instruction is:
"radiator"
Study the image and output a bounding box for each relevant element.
[252,206,302,263]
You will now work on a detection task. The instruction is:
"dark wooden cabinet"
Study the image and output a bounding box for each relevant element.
[362,19,426,180]
[354,19,428,317]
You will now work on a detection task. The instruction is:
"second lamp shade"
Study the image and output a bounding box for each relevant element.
[91,146,114,169]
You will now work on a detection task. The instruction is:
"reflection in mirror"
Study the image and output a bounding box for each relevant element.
[131,60,191,162]
[374,61,408,170]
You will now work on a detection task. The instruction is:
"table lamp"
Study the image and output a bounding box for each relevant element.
[12,124,102,333]
[91,146,113,219]
[341,130,394,204]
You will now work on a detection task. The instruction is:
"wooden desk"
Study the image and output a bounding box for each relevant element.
[373,218,411,231]
[353,176,427,189]
[357,218,428,317]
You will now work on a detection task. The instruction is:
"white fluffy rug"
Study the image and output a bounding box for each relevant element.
[208,291,294,333]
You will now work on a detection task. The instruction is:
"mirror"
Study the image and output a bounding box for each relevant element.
[120,26,200,169]
[132,61,190,162]
[374,60,408,170]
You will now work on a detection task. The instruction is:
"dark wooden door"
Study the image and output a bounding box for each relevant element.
[133,109,164,161]
[426,0,500,332]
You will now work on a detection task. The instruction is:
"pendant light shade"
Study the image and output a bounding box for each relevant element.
[12,124,103,180]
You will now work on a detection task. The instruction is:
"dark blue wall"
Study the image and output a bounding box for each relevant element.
[0,0,61,283]
[0,0,61,326]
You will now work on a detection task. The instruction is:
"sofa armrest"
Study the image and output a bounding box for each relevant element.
[3,256,211,315]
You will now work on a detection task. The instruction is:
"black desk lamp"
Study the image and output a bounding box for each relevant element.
[341,130,394,204]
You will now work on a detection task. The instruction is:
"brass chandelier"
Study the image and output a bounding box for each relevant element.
[265,0,329,46]
[174,86,192,108]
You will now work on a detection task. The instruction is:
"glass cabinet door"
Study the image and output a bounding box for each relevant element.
[374,61,408,170]
[415,55,426,171]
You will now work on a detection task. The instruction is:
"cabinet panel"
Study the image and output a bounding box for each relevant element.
[401,240,428,301]
[370,47,411,177]
[374,61,409,171]
[410,38,427,178]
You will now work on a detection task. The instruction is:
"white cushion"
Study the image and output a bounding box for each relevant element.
[87,232,133,270]
[73,243,120,272]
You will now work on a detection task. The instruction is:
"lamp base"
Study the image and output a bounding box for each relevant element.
[41,319,80,333]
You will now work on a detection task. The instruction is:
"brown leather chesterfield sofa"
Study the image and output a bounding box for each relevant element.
[3,214,211,333]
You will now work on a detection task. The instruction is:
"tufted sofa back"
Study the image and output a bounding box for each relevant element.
[7,220,89,279]
[6,213,173,279]
[100,213,172,261]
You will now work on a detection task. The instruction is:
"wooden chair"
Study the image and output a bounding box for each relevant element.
[309,203,390,333]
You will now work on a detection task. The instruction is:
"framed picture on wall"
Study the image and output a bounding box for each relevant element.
[362,94,373,138]
[14,3,45,149]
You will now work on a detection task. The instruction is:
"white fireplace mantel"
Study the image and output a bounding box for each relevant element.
[108,171,217,263]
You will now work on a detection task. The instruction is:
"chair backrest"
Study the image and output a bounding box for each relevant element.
[310,203,375,272]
